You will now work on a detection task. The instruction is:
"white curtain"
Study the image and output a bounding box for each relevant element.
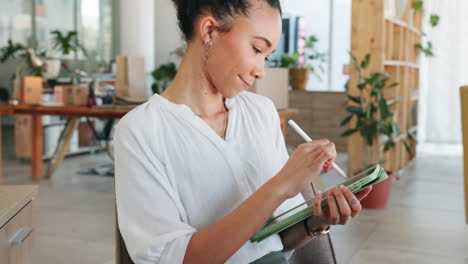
[418,0,468,146]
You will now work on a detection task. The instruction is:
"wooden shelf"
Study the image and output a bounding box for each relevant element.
[384,60,419,68]
[385,16,422,35]
[349,0,423,174]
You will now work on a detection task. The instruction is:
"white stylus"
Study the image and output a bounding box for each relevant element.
[288,120,348,180]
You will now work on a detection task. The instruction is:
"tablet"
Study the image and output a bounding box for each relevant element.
[250,163,388,242]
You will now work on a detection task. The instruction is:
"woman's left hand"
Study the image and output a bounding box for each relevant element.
[313,186,372,225]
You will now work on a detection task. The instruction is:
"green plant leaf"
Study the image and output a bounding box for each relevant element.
[387,100,399,108]
[430,14,440,27]
[341,128,358,137]
[364,122,377,146]
[347,95,363,104]
[51,30,87,56]
[0,40,25,63]
[415,42,434,57]
[346,106,363,115]
[403,141,412,155]
[357,82,366,90]
[349,52,359,67]
[378,121,393,135]
[379,97,390,118]
[384,141,395,152]
[393,123,401,135]
[365,103,375,119]
[340,115,353,126]
[361,54,371,69]
[412,1,424,12]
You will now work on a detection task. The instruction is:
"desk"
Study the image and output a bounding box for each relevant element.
[0,185,38,264]
[0,104,298,183]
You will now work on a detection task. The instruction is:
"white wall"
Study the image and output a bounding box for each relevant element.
[155,0,184,66]
[418,0,466,146]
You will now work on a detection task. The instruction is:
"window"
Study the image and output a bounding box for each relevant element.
[35,0,75,58]
[0,0,33,46]
[0,0,113,61]
[79,0,113,62]
[281,0,352,92]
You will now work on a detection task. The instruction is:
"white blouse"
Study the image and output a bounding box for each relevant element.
[115,91,304,264]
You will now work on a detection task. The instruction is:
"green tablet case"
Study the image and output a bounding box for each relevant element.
[251,164,388,242]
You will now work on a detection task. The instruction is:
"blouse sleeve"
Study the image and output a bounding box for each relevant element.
[114,118,197,264]
[265,100,306,220]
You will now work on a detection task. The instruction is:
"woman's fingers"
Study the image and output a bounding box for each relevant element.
[332,187,352,225]
[340,186,362,218]
[355,186,373,201]
[313,192,324,220]
[315,187,369,226]
[326,189,339,225]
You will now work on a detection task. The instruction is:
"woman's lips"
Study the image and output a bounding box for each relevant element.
[239,76,251,90]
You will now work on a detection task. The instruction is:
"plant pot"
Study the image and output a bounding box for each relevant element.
[290,68,309,90]
[43,59,61,80]
[360,172,395,209]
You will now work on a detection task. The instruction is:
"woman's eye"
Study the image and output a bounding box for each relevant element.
[252,46,261,54]
[253,46,268,61]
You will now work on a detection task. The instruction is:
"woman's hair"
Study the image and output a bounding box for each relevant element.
[171,0,282,41]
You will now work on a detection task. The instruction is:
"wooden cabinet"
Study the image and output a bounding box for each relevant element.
[0,186,38,264]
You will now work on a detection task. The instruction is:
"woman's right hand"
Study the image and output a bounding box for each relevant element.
[274,139,337,199]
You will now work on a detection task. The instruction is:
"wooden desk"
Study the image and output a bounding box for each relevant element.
[0,104,131,182]
[0,104,299,183]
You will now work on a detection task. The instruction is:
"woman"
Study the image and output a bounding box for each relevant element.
[115,0,372,263]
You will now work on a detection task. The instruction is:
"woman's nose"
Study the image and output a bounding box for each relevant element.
[252,61,265,80]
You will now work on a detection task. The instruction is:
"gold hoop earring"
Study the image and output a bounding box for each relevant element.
[203,40,212,69]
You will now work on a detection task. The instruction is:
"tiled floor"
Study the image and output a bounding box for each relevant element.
[2,127,468,263]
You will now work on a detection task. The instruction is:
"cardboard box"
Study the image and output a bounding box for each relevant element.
[54,85,88,106]
[21,76,43,104]
[78,120,94,147]
[249,68,289,110]
[15,115,32,159]
[72,86,89,106]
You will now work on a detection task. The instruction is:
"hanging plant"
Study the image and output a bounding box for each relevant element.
[412,2,441,58]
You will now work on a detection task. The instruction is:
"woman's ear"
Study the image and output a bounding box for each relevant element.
[199,16,218,45]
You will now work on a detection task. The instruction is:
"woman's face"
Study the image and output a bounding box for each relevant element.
[204,2,282,98]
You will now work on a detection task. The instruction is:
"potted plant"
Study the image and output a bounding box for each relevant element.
[49,30,88,82]
[0,40,48,102]
[284,35,326,90]
[151,62,177,94]
[150,46,185,94]
[340,53,413,209]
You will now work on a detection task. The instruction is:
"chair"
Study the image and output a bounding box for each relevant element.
[116,209,134,264]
